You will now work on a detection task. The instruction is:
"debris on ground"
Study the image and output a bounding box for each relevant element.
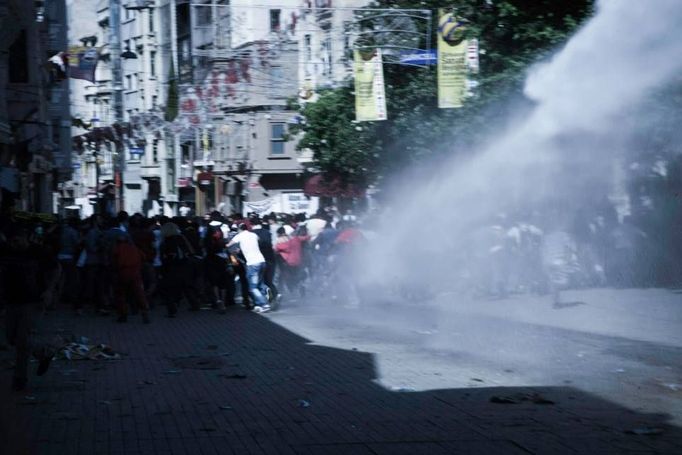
[56,343,121,361]
[219,373,247,379]
[625,427,664,436]
[298,399,311,408]
[163,369,182,374]
[490,395,519,404]
[206,345,219,350]
[219,405,233,410]
[490,392,555,405]
[172,356,226,370]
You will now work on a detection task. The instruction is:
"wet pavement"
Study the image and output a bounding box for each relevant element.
[2,289,682,454]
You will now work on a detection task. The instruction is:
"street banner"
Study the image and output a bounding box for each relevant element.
[399,50,437,66]
[353,48,387,122]
[437,10,468,108]
[67,46,99,82]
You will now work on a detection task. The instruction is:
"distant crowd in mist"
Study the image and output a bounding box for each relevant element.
[461,152,682,298]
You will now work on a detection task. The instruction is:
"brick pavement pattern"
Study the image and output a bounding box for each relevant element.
[2,306,682,454]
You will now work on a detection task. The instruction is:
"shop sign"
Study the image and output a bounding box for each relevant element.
[197,172,213,186]
[177,177,192,188]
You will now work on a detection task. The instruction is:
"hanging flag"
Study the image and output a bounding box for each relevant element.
[67,46,99,82]
[353,48,387,122]
[437,10,468,108]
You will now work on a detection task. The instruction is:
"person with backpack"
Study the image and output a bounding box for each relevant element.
[204,214,233,313]
[158,222,199,317]
[251,215,280,305]
[111,231,150,324]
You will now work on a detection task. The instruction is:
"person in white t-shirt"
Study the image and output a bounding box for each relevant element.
[227,224,271,312]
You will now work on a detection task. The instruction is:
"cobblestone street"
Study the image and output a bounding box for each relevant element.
[2,295,682,454]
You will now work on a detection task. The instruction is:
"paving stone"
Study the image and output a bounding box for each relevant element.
[2,305,682,454]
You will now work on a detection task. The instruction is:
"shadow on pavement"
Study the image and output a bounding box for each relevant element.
[1,307,682,454]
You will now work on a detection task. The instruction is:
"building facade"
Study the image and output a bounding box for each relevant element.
[1,0,72,215]
[67,0,372,217]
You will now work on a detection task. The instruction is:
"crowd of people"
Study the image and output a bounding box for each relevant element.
[2,197,680,391]
[0,207,364,390]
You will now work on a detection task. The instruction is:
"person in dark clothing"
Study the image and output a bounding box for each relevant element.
[82,214,109,313]
[204,217,234,312]
[159,222,201,316]
[251,215,280,305]
[0,225,54,391]
[57,217,81,312]
[111,232,150,324]
[130,215,157,301]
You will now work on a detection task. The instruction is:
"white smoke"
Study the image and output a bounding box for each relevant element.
[356,0,682,293]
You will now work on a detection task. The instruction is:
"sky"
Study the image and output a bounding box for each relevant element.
[66,0,98,43]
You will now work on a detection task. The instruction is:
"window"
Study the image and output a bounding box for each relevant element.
[270,123,285,155]
[152,95,158,108]
[270,9,281,32]
[125,74,132,90]
[196,1,212,25]
[52,118,61,145]
[9,31,28,83]
[124,39,131,51]
[148,9,154,32]
[152,139,159,163]
[322,35,332,76]
[304,34,312,61]
[150,50,156,77]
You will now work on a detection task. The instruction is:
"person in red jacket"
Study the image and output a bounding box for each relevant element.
[274,227,309,298]
[111,233,150,323]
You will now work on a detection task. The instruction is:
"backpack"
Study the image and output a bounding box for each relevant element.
[161,235,190,264]
[205,225,224,254]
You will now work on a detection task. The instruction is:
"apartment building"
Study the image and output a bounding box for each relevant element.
[1,0,71,214]
[68,0,372,217]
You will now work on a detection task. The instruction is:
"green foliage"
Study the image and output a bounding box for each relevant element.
[294,0,594,187]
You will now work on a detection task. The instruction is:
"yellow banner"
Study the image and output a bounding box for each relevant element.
[354,49,387,122]
[438,10,468,109]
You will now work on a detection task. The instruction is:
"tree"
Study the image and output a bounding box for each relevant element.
[293,0,594,187]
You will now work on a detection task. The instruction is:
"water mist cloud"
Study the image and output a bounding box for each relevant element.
[357,0,682,296]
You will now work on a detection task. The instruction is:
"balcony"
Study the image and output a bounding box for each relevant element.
[140,163,161,179]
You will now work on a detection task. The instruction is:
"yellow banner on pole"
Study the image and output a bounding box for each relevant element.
[437,10,468,109]
[354,49,387,122]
